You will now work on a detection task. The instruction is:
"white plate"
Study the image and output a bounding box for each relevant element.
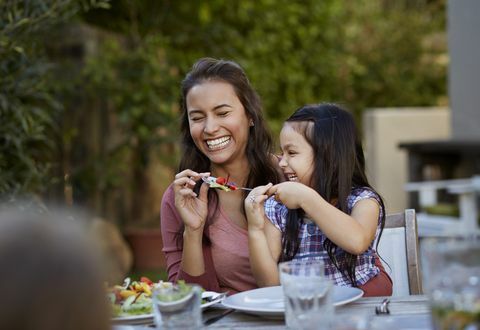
[112,291,223,324]
[222,285,363,317]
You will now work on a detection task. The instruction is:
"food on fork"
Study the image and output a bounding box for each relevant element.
[202,175,238,191]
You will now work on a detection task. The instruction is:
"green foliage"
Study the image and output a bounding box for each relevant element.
[85,0,446,133]
[0,0,110,198]
[82,36,179,166]
[1,0,447,222]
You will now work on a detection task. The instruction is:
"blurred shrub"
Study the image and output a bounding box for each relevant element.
[0,0,109,199]
[1,0,447,224]
[85,0,446,131]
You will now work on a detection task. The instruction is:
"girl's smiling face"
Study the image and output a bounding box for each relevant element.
[278,122,315,185]
[186,80,251,166]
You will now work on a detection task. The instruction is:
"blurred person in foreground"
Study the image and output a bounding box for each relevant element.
[0,206,111,330]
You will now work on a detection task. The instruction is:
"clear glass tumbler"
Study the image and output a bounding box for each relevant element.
[152,283,202,329]
[279,257,334,330]
[422,236,480,330]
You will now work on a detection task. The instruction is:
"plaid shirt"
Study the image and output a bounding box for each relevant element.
[265,187,383,287]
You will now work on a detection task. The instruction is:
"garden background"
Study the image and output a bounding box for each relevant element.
[1,0,447,275]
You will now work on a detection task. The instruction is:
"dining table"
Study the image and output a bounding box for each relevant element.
[114,295,433,329]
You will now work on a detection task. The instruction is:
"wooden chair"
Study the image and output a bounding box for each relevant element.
[377,209,423,296]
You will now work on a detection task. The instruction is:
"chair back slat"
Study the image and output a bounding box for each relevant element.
[382,209,423,295]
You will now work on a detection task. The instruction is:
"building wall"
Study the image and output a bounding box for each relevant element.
[448,0,480,140]
[363,108,451,213]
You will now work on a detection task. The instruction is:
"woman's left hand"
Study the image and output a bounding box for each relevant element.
[267,182,316,209]
[244,183,273,231]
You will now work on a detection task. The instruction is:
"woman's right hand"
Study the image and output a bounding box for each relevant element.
[173,169,210,232]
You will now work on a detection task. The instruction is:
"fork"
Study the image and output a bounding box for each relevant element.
[375,298,390,315]
[203,291,227,303]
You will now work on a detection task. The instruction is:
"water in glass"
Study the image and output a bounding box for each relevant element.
[422,237,480,330]
[152,283,202,329]
[280,258,334,330]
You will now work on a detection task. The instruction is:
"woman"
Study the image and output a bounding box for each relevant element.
[161,58,281,293]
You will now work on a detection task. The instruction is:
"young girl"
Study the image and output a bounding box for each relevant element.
[245,103,392,296]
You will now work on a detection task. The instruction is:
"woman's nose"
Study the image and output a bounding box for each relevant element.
[203,117,219,134]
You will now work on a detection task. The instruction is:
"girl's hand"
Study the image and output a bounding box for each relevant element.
[267,182,316,209]
[173,169,210,232]
[244,183,273,231]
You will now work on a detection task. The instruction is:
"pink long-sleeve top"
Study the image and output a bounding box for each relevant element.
[160,185,257,294]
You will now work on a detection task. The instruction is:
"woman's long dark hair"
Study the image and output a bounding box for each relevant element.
[178,58,281,237]
[280,103,386,287]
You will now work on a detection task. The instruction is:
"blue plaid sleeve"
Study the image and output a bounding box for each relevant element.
[348,188,383,225]
[264,197,287,232]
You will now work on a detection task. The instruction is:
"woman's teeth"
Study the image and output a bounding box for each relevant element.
[206,136,231,150]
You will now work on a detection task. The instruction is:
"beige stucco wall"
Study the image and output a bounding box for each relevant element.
[363,108,451,213]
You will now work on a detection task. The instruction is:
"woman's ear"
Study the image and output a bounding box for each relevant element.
[249,119,254,127]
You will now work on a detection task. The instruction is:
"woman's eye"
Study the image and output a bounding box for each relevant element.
[218,111,229,116]
[190,116,204,122]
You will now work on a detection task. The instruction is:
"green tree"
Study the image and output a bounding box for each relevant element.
[84,0,446,132]
[0,0,109,199]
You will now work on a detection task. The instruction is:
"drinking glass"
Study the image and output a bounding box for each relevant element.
[422,236,480,330]
[152,283,202,329]
[279,257,334,330]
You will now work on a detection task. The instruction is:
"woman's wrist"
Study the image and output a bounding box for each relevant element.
[248,227,265,237]
[183,226,204,242]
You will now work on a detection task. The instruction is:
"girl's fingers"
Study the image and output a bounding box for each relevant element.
[266,184,278,196]
[247,183,273,204]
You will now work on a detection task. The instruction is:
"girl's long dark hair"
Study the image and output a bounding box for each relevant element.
[280,103,386,286]
[177,58,281,241]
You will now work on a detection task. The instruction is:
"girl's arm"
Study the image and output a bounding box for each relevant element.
[268,182,379,255]
[245,185,282,286]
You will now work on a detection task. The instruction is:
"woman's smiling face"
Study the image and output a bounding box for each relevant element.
[186,80,251,166]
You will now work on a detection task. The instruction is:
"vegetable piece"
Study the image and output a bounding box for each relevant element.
[120,290,137,299]
[140,276,153,285]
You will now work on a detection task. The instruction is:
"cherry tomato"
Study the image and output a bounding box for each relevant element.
[216,177,227,185]
[140,276,153,285]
